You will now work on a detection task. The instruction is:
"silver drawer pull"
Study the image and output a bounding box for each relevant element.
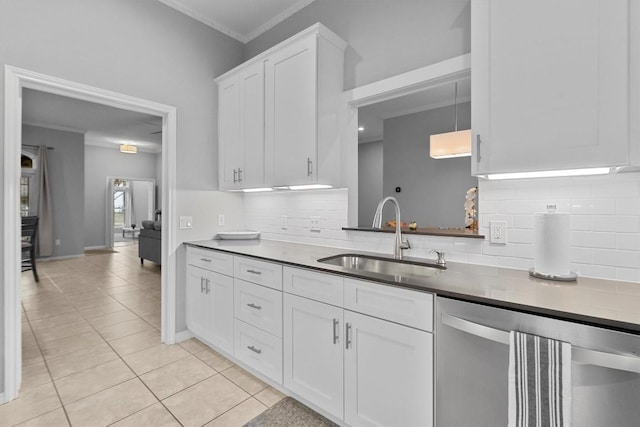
[200,277,205,293]
[247,345,262,354]
[441,312,640,374]
[205,278,211,294]
[247,303,262,310]
[246,269,262,275]
[345,323,352,349]
[333,318,339,344]
[200,258,211,263]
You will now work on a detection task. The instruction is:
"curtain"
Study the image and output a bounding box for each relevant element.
[37,145,53,256]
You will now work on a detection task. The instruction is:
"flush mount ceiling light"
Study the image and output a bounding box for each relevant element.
[430,82,471,159]
[120,144,137,154]
[358,126,365,132]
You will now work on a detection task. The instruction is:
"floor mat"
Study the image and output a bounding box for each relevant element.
[244,397,338,427]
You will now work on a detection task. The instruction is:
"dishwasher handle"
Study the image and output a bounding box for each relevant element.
[441,312,640,374]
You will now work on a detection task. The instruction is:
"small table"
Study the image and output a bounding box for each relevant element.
[122,227,140,239]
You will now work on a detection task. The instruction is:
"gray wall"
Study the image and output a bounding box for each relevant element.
[245,0,470,89]
[0,0,244,392]
[383,102,477,228]
[22,125,85,258]
[358,140,383,226]
[84,146,158,248]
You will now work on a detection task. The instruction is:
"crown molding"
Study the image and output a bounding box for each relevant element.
[245,0,317,42]
[157,0,316,43]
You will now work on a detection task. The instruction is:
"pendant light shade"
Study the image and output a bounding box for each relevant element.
[120,144,137,154]
[429,82,471,159]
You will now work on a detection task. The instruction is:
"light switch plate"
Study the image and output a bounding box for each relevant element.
[179,216,193,229]
[310,216,321,231]
[490,221,507,244]
[281,215,288,230]
[217,214,225,226]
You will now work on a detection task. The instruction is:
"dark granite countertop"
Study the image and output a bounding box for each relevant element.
[185,239,640,334]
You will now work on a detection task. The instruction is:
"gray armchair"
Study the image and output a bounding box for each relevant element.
[139,210,161,265]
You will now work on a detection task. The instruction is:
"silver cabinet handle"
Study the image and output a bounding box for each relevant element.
[345,323,352,349]
[205,278,211,294]
[200,277,205,293]
[200,258,211,263]
[307,157,313,176]
[247,303,262,310]
[476,134,482,162]
[441,313,640,374]
[233,168,238,183]
[246,269,262,275]
[247,345,262,354]
[238,168,243,182]
[333,318,339,344]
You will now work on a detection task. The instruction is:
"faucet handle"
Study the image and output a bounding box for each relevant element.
[430,249,446,266]
[400,238,411,250]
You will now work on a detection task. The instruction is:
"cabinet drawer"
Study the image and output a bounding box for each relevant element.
[234,256,283,290]
[234,319,283,385]
[234,279,283,337]
[344,278,433,332]
[283,267,343,306]
[187,247,233,276]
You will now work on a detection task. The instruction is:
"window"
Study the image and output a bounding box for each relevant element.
[20,176,30,217]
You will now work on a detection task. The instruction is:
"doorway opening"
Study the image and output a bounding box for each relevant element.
[3,66,177,403]
[107,178,156,248]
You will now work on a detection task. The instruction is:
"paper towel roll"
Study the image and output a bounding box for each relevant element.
[534,211,571,276]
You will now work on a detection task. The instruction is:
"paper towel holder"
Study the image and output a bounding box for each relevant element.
[529,268,577,282]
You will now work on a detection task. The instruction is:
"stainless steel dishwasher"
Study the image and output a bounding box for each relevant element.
[436,297,640,427]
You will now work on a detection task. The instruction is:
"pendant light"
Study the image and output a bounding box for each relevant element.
[429,82,471,159]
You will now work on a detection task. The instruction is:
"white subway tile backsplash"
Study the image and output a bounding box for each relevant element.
[241,176,640,284]
[617,199,640,215]
[571,231,616,249]
[617,234,640,251]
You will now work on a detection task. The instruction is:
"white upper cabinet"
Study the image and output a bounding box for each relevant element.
[472,0,639,176]
[217,61,265,190]
[216,23,346,190]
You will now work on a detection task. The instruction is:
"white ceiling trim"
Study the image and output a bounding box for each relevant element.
[244,0,317,42]
[156,0,245,41]
[22,120,87,135]
[156,0,316,43]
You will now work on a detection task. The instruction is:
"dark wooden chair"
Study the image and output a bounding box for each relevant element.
[22,216,39,282]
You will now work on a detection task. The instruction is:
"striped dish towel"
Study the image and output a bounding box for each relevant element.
[508,331,572,427]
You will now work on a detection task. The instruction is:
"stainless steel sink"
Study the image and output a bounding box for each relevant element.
[317,253,445,278]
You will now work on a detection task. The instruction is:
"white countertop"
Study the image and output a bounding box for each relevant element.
[186,239,640,333]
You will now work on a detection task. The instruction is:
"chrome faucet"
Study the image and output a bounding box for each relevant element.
[372,196,410,259]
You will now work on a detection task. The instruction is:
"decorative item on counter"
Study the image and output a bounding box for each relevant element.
[529,204,577,282]
[131,224,136,229]
[464,187,478,230]
[385,220,407,228]
[409,221,418,230]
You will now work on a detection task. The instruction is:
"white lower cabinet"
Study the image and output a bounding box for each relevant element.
[234,319,283,384]
[283,293,344,420]
[344,310,433,427]
[186,266,234,355]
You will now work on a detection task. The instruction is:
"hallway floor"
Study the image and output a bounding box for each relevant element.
[1,244,284,426]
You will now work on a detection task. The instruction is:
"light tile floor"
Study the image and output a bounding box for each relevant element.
[1,244,285,427]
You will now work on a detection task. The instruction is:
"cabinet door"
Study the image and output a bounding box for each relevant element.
[239,62,265,188]
[472,0,631,175]
[186,266,211,339]
[265,36,318,186]
[204,270,234,355]
[283,293,343,420]
[218,76,243,190]
[344,311,433,427]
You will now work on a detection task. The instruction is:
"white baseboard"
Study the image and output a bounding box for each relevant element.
[84,245,107,251]
[174,330,194,343]
[38,254,83,262]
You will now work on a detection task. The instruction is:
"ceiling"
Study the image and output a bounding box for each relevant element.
[22,89,163,153]
[157,0,316,43]
[358,78,471,144]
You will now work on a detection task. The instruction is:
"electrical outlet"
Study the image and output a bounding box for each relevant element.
[217,214,225,226]
[179,216,193,229]
[55,239,61,246]
[310,216,321,231]
[490,221,507,244]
